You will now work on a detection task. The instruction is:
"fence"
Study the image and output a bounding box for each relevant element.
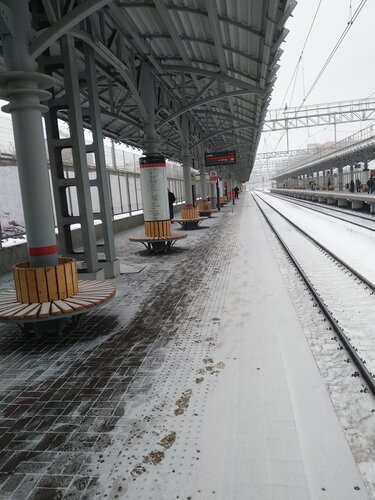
[0,164,192,246]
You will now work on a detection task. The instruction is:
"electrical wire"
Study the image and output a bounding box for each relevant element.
[303,0,367,104]
[275,0,324,119]
[272,0,368,152]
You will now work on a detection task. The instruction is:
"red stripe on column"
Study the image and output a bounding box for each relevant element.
[140,163,166,168]
[28,245,58,256]
[186,204,193,207]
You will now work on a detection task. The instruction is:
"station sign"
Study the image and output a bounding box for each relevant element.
[205,150,236,167]
[209,171,218,183]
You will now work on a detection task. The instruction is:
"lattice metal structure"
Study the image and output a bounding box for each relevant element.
[264,98,375,132]
[0,0,295,275]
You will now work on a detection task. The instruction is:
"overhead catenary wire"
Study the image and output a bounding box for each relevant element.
[303,0,367,104]
[272,0,368,153]
[275,0,324,120]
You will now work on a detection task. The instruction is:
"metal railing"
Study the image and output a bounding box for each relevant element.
[278,123,375,176]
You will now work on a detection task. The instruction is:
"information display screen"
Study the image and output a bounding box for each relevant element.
[205,150,236,167]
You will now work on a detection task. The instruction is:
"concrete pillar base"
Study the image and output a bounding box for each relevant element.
[78,268,105,281]
[370,204,375,213]
[338,199,347,207]
[351,200,363,210]
[100,259,121,279]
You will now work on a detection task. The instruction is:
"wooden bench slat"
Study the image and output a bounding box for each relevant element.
[56,265,67,299]
[25,304,42,319]
[77,288,115,295]
[63,298,85,311]
[18,268,30,303]
[64,297,100,308]
[53,300,74,314]
[35,267,49,303]
[2,304,34,319]
[50,303,63,316]
[14,304,41,320]
[76,294,112,301]
[46,266,59,301]
[11,303,40,320]
[25,269,39,303]
[39,302,51,318]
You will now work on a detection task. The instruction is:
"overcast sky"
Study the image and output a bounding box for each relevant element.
[259,0,375,153]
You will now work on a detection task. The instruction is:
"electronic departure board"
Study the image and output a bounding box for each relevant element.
[204,150,236,167]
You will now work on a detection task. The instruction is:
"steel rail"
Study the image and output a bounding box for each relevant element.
[252,192,375,396]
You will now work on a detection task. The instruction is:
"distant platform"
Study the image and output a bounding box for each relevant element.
[271,187,375,211]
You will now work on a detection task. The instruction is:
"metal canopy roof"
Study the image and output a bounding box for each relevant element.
[17,0,295,180]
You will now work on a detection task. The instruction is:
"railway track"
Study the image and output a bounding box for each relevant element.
[253,192,375,395]
[271,192,375,232]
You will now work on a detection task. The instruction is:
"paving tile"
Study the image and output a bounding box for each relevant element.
[0,200,336,499]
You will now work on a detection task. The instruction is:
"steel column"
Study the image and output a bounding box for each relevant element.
[83,44,119,278]
[338,167,344,192]
[44,35,100,277]
[0,0,58,267]
[139,62,170,235]
[181,116,193,208]
[199,146,208,203]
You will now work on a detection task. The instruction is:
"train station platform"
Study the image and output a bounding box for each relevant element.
[272,188,375,212]
[0,193,369,499]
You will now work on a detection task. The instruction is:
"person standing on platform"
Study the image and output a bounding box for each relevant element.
[234,186,239,199]
[230,188,236,205]
[368,177,373,194]
[350,179,355,193]
[355,178,361,192]
[168,189,176,221]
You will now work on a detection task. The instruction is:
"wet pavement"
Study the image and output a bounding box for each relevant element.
[0,204,237,499]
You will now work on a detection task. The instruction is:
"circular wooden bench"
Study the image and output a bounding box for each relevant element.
[129,233,187,253]
[172,217,208,230]
[0,280,115,335]
[198,209,215,218]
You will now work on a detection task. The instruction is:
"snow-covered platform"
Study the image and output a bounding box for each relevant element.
[272,187,375,211]
[0,192,370,499]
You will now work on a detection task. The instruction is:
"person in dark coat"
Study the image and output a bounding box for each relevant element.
[368,177,373,194]
[234,186,239,199]
[168,189,176,220]
[355,178,361,192]
[350,179,355,193]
